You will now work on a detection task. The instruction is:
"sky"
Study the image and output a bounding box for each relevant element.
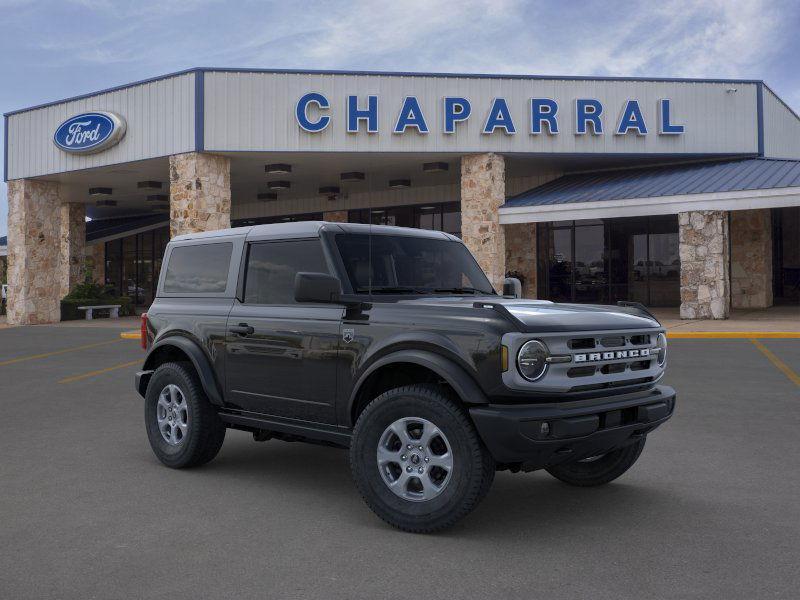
[1,0,799,237]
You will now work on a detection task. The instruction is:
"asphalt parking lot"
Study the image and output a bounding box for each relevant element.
[1,324,799,599]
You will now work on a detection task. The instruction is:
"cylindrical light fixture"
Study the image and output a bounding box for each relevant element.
[89,187,113,196]
[265,163,292,174]
[267,180,291,190]
[319,186,340,195]
[422,162,449,173]
[257,192,278,201]
[137,181,163,189]
[388,179,411,188]
[340,172,365,182]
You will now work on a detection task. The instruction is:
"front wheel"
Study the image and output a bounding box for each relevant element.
[350,384,494,533]
[545,437,646,487]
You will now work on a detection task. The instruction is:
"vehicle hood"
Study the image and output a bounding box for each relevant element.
[399,296,661,332]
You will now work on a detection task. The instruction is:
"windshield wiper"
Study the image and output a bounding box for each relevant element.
[355,286,428,295]
[432,287,490,295]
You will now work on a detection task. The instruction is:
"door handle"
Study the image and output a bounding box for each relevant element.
[229,323,254,336]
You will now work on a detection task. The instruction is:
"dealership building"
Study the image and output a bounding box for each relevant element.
[3,67,799,325]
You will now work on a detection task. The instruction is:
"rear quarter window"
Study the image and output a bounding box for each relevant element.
[162,242,233,294]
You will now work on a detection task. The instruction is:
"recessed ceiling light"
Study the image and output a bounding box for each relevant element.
[419,205,437,211]
[422,162,449,173]
[388,179,411,188]
[89,187,112,196]
[319,186,340,195]
[340,172,365,182]
[95,200,117,207]
[137,181,163,189]
[257,192,278,201]
[146,194,168,202]
[265,163,292,174]
[267,180,291,190]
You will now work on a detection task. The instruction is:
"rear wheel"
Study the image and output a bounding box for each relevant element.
[545,437,646,487]
[350,384,494,533]
[144,362,226,469]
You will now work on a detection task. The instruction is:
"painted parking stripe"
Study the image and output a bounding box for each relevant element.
[58,359,141,384]
[0,339,123,367]
[751,339,800,388]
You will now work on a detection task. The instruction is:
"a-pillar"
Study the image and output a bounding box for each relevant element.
[504,223,537,298]
[323,210,348,223]
[169,152,231,238]
[730,209,773,309]
[679,210,730,319]
[7,179,63,324]
[60,202,86,299]
[461,153,506,292]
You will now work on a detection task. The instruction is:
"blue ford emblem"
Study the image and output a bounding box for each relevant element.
[53,111,126,154]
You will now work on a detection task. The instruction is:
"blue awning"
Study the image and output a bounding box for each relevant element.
[503,158,800,208]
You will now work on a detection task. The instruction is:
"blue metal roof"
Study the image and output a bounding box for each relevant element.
[503,158,800,208]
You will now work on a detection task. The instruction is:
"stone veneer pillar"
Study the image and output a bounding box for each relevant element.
[86,243,105,285]
[7,179,63,325]
[169,152,231,238]
[504,223,537,298]
[59,202,86,299]
[461,153,506,292]
[323,210,348,223]
[679,210,730,319]
[730,209,773,309]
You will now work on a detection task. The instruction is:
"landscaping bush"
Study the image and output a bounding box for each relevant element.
[60,278,132,321]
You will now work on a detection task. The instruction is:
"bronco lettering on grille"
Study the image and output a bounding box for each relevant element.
[574,348,651,363]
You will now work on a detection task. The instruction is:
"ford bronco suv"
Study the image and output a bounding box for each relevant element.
[135,222,675,532]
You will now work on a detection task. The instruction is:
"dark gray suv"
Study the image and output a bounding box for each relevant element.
[135,222,675,532]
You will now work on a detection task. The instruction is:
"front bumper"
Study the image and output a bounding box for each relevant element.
[470,385,676,471]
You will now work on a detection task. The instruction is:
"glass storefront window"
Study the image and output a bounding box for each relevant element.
[538,215,679,307]
[105,225,170,310]
[350,202,462,238]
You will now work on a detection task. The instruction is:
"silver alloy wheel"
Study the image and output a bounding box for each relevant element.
[377,417,454,502]
[156,384,190,446]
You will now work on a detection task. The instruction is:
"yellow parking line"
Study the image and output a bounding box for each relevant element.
[667,332,800,339]
[0,339,123,367]
[58,359,141,384]
[751,339,800,388]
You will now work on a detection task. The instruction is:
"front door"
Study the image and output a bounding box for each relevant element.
[225,239,343,424]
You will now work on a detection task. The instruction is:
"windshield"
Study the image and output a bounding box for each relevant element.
[334,233,495,295]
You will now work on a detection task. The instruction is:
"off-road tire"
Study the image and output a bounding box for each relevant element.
[545,437,647,487]
[350,384,495,533]
[144,362,226,469]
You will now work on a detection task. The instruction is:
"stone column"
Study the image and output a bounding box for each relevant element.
[59,202,86,299]
[461,153,506,291]
[504,223,537,298]
[323,210,348,223]
[730,209,772,309]
[679,210,730,319]
[86,243,105,285]
[7,179,62,325]
[169,152,231,238]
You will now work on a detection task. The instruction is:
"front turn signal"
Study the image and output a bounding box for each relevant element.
[501,345,509,372]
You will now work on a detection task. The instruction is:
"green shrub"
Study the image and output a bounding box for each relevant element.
[60,296,133,321]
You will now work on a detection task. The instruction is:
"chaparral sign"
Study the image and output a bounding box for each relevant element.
[53,111,127,154]
[295,94,685,137]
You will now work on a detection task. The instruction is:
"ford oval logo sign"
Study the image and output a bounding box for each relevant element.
[53,111,126,154]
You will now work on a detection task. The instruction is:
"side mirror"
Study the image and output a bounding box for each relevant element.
[503,277,522,298]
[294,272,342,303]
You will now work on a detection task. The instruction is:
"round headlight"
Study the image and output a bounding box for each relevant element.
[517,340,549,381]
[656,332,667,366]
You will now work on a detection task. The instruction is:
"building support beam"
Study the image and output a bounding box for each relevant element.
[730,208,773,309]
[679,210,730,319]
[7,179,65,325]
[86,243,105,285]
[169,152,231,238]
[504,222,537,298]
[461,153,506,292]
[59,202,86,299]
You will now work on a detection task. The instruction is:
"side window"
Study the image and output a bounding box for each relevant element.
[244,239,329,305]
[163,243,233,294]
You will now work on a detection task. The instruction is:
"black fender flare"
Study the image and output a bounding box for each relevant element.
[142,336,224,406]
[348,349,489,422]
